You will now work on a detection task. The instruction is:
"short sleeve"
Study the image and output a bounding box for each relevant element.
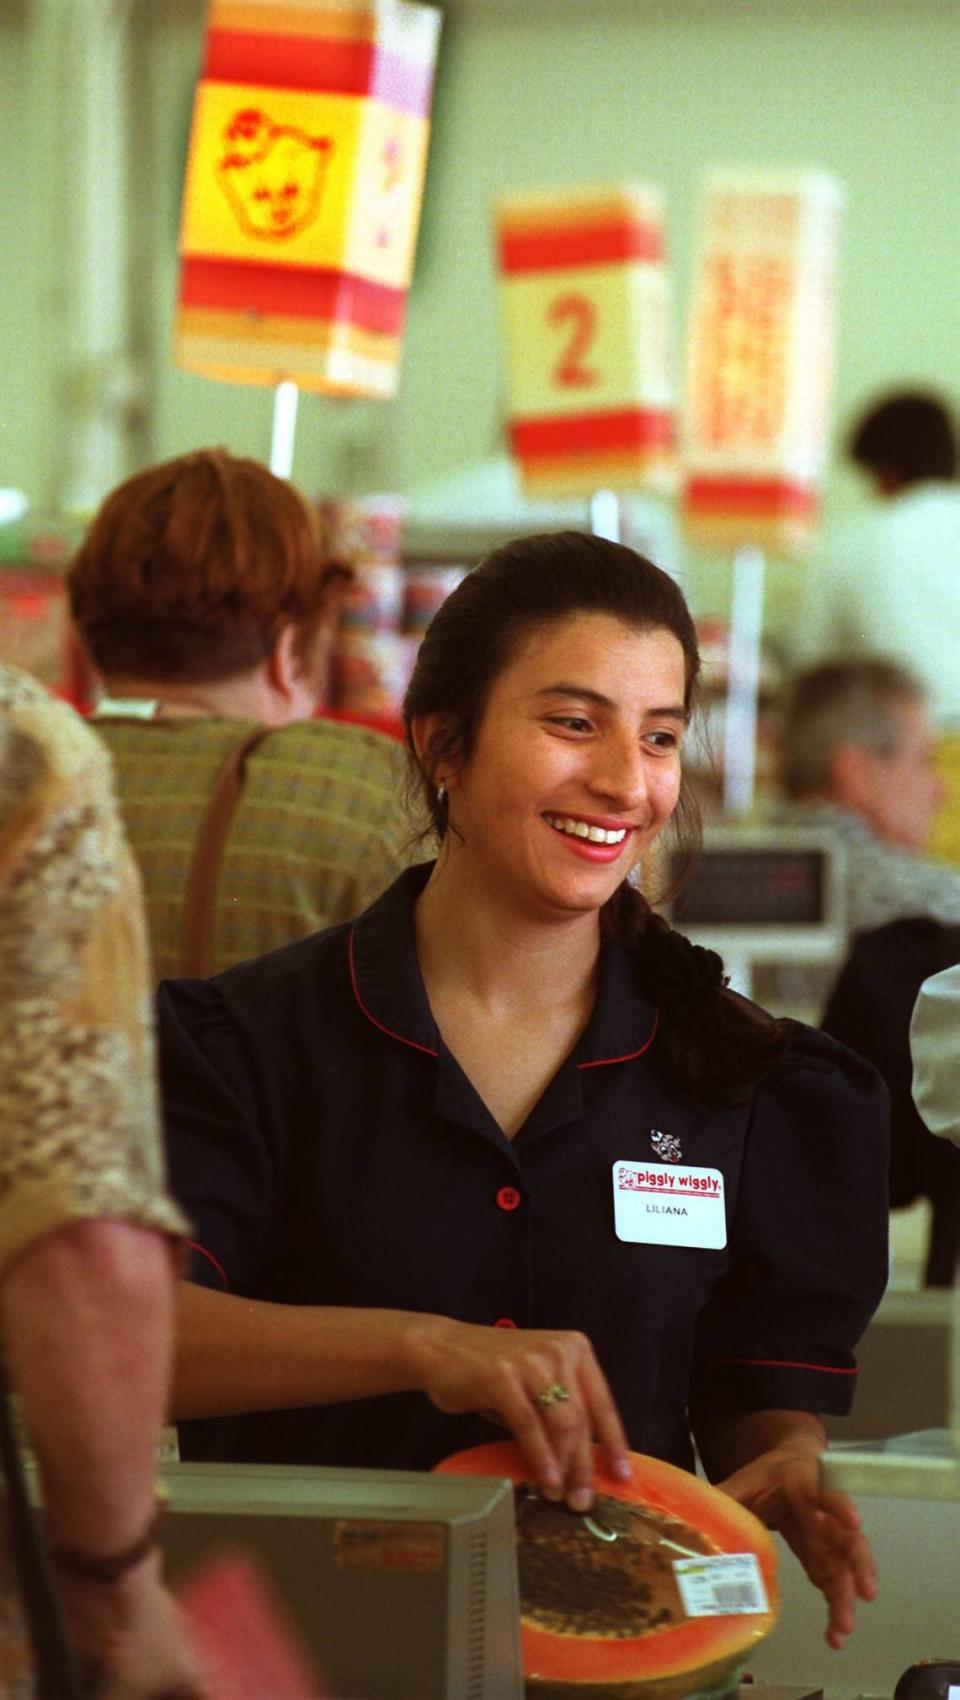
[0,675,187,1273]
[156,978,281,1291]
[911,965,960,1145]
[691,1024,890,1418]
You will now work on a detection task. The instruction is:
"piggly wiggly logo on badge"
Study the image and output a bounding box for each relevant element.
[217,108,334,240]
[649,1128,682,1163]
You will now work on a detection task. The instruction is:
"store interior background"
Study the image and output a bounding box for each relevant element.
[4,0,960,648]
[5,0,958,1198]
[3,4,960,1683]
[5,0,959,1271]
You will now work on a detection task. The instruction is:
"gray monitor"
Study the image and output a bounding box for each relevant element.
[159,1461,524,1700]
[666,826,847,998]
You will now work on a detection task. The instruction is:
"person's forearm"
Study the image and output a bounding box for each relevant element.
[691,1405,827,1483]
[173,1287,633,1512]
[0,1219,178,1551]
[172,1280,452,1419]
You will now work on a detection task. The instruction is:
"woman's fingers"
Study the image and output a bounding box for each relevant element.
[815,1488,864,1535]
[494,1359,567,1499]
[504,1335,628,1509]
[777,1493,877,1648]
[531,1381,593,1509]
[557,1420,598,1514]
[416,1321,629,1510]
[494,1350,592,1505]
[823,1566,857,1649]
[542,1352,630,1509]
[578,1349,631,1482]
[716,1447,877,1648]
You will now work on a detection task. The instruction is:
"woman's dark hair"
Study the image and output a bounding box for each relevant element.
[403,530,791,1107]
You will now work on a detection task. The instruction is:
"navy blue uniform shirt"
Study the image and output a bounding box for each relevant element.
[157,864,889,1472]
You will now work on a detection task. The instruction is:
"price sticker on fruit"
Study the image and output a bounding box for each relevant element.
[674,1553,770,1617]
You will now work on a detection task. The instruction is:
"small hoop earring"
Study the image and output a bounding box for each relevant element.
[436,779,447,806]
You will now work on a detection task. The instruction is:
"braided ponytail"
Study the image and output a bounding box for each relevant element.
[604,885,794,1108]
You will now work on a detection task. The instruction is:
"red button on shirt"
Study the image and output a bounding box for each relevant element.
[496,1186,522,1212]
[494,1317,517,1329]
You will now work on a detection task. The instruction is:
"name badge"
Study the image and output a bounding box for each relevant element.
[613,1161,727,1249]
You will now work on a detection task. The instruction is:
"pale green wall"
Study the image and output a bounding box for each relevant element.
[1,0,67,511]
[4,0,960,637]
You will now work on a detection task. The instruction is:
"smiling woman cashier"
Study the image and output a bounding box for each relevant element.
[159,533,889,1649]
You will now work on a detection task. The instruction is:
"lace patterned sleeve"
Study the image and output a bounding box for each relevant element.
[0,668,187,1273]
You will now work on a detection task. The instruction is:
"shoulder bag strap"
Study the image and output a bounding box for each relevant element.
[180,726,274,979]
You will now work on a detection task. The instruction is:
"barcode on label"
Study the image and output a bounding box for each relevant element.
[673,1553,769,1617]
[710,1583,764,1610]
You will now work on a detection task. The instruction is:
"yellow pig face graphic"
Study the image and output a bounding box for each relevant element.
[218,108,334,241]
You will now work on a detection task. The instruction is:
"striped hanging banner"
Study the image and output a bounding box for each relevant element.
[494,183,676,499]
[682,168,843,556]
[174,0,441,398]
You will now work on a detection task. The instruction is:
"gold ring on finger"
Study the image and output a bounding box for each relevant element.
[536,1382,571,1407]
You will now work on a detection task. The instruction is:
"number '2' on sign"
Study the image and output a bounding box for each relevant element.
[549,294,599,389]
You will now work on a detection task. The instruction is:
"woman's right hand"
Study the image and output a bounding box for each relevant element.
[406,1317,631,1510]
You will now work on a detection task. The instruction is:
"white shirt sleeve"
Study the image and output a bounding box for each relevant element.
[910,964,960,1145]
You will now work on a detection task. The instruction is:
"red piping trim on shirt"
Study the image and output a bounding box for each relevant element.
[710,1355,857,1376]
[348,927,440,1058]
[187,1240,229,1292]
[578,1006,660,1068]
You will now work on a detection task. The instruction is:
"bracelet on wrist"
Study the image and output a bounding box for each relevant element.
[48,1497,165,1585]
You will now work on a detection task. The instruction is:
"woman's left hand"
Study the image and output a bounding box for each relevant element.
[717,1446,876,1649]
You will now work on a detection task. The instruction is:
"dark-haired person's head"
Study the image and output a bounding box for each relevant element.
[402,529,702,882]
[849,391,958,493]
[68,448,348,722]
[402,529,790,1106]
[781,655,945,851]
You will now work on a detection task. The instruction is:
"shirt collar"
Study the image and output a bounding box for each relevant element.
[576,929,660,1069]
[348,864,442,1056]
[348,865,659,1068]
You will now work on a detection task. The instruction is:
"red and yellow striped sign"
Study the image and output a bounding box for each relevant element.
[174,0,441,398]
[682,169,843,555]
[494,184,676,499]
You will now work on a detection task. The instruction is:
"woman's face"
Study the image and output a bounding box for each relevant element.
[442,613,687,921]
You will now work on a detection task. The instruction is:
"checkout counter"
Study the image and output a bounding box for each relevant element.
[154,1430,960,1700]
[670,829,959,1693]
[151,827,957,1699]
[153,1291,960,1698]
[666,825,848,1016]
[158,1462,525,1699]
[58,823,941,1697]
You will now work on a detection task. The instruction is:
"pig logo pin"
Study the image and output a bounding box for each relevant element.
[650,1129,682,1163]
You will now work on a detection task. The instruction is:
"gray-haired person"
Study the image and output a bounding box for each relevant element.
[777,655,960,935]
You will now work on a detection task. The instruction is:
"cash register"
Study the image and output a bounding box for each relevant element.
[667,825,847,999]
[158,1460,524,1699]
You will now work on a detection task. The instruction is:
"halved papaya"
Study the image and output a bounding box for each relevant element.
[436,1441,778,1700]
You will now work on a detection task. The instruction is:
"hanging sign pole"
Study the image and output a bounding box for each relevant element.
[269,380,300,479]
[588,489,621,542]
[722,544,765,818]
